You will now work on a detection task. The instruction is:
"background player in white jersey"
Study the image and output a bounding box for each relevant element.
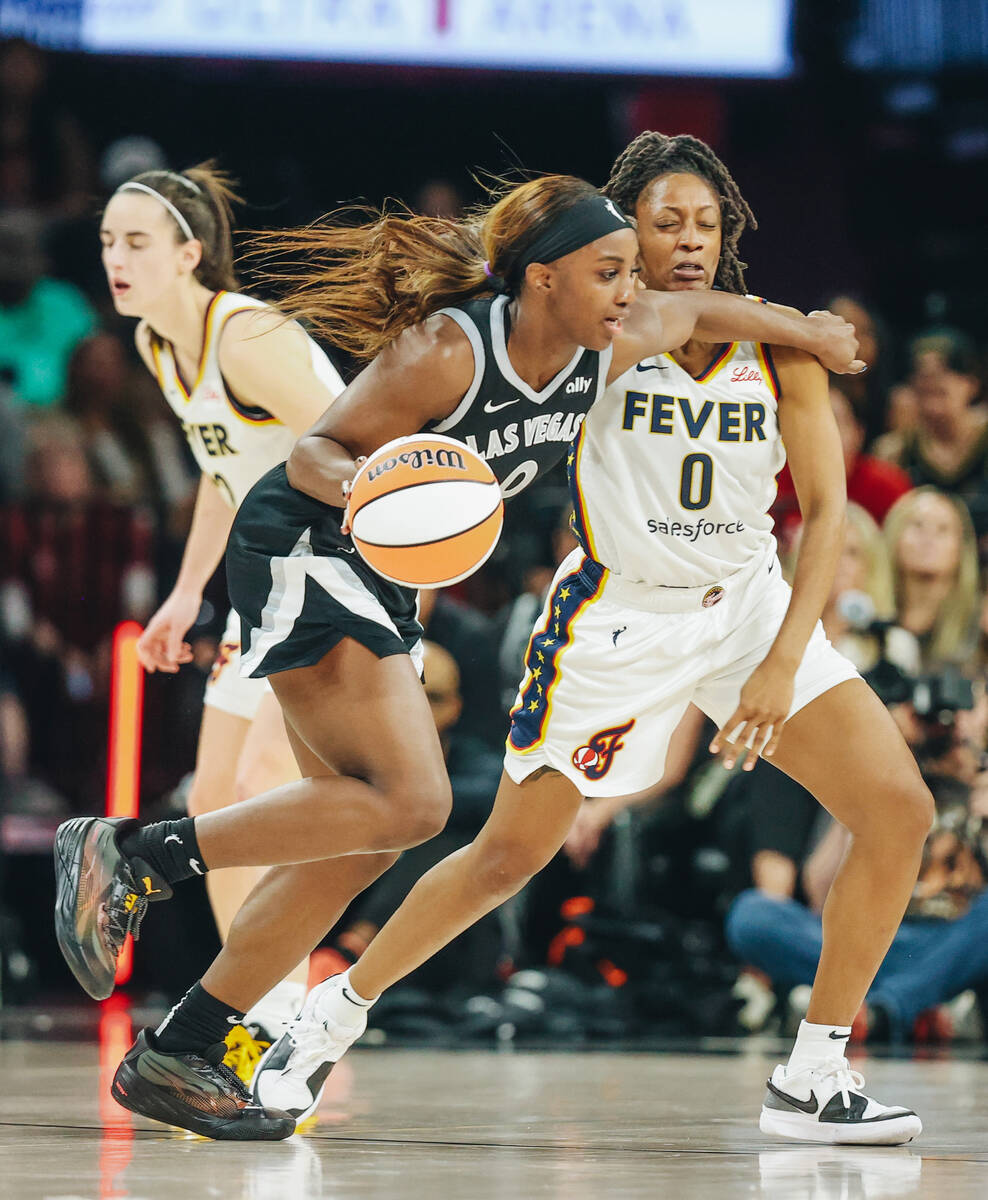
[255,137,933,1145]
[100,163,345,1071]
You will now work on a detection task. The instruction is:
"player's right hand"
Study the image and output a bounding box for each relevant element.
[136,590,201,673]
[806,310,867,375]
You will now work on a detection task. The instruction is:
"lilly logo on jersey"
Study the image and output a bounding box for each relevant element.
[730,366,763,385]
[367,446,466,483]
[572,719,636,781]
[565,376,593,395]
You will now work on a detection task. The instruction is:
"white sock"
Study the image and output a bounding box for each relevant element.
[787,1019,852,1073]
[317,968,376,1025]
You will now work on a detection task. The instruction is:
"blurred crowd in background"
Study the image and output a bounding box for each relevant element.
[2,27,988,1049]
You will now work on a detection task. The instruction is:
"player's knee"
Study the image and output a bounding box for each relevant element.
[387,777,452,847]
[898,779,935,845]
[844,772,934,847]
[472,838,549,901]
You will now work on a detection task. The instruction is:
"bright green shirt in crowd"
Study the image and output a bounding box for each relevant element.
[0,279,97,408]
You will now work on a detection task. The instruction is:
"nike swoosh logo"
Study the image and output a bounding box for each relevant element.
[164,834,182,845]
[828,1029,851,1040]
[339,546,356,554]
[635,362,667,372]
[226,1014,243,1025]
[483,397,520,413]
[189,858,203,876]
[766,1079,818,1114]
[341,985,368,1007]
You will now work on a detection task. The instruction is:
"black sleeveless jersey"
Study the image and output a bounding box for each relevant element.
[431,295,611,499]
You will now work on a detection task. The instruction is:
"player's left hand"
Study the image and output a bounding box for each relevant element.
[805,310,867,375]
[709,658,795,771]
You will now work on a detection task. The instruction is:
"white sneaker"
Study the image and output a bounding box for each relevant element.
[251,975,367,1126]
[760,1059,922,1145]
[243,980,307,1042]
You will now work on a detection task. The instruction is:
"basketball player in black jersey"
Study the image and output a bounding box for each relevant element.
[53,173,863,1139]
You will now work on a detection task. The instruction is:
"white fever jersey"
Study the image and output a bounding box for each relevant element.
[568,340,786,587]
[148,290,344,509]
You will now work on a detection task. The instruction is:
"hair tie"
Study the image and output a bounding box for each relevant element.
[483,260,508,294]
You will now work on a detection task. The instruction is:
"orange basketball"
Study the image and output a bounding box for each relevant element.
[346,434,504,588]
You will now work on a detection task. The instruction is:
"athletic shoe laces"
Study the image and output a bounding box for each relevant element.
[814,1058,866,1111]
[282,1018,340,1079]
[198,1045,254,1105]
[100,871,149,954]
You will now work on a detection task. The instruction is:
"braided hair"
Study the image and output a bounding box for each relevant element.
[603,132,756,294]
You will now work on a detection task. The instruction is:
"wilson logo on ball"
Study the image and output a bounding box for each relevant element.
[347,434,504,590]
[366,446,467,483]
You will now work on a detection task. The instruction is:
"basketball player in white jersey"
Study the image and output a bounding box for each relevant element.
[248,139,932,1145]
[100,164,345,1074]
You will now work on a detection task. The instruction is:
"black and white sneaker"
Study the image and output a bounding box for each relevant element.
[760,1059,922,1145]
[111,1029,295,1141]
[54,817,171,1000]
[252,975,367,1126]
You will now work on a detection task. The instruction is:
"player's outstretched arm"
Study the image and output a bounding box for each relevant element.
[610,291,866,380]
[286,315,474,507]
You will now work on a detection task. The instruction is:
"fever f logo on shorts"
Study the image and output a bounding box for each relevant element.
[572,719,636,781]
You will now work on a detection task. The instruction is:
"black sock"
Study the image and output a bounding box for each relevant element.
[154,982,246,1055]
[119,816,206,887]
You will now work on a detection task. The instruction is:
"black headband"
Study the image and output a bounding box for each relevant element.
[518,193,631,272]
[484,193,632,294]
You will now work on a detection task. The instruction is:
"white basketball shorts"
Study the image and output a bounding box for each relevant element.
[504,546,860,797]
[203,609,273,721]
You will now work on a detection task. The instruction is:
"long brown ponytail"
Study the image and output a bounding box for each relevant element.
[247,174,601,361]
[117,160,242,292]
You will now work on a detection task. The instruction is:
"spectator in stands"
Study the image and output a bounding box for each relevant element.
[818,502,921,675]
[0,38,93,219]
[885,488,980,669]
[874,330,988,547]
[824,294,894,443]
[64,332,173,506]
[726,750,988,1043]
[773,381,912,548]
[413,178,465,220]
[0,209,96,409]
[22,414,94,503]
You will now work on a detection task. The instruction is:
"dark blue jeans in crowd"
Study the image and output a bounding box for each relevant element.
[725,886,988,1039]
